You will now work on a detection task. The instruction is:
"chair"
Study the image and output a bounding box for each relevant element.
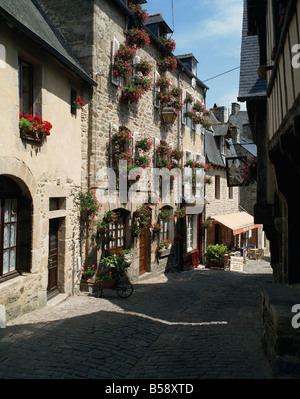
[256,249,264,259]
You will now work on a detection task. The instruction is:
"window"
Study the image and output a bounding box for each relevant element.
[186,215,197,252]
[228,186,233,199]
[186,91,193,129]
[104,219,125,254]
[0,199,18,277]
[70,89,77,115]
[215,175,220,199]
[19,58,33,115]
[0,177,32,281]
[160,219,173,241]
[112,37,133,88]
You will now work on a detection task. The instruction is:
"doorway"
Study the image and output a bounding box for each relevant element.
[47,218,59,297]
[139,227,150,276]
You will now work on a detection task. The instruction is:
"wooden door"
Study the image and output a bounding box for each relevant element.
[48,219,59,294]
[139,227,149,275]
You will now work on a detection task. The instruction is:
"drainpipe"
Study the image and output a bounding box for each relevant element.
[176,67,184,272]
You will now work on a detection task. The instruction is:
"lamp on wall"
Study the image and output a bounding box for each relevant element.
[161,106,177,124]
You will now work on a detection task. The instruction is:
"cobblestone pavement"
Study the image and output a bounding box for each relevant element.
[0,259,276,379]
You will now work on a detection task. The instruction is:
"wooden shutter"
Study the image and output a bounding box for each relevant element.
[182,89,186,125]
[112,37,120,86]
[154,71,160,108]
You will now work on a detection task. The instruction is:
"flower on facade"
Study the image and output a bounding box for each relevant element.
[113,44,136,78]
[242,156,257,185]
[128,2,149,24]
[136,137,153,151]
[158,208,174,222]
[152,222,162,234]
[185,109,212,129]
[79,190,102,217]
[174,207,185,218]
[126,27,150,49]
[81,264,97,279]
[185,93,194,104]
[159,36,176,53]
[19,113,53,136]
[204,176,213,185]
[202,220,213,229]
[157,238,173,251]
[134,75,152,92]
[157,55,177,73]
[98,210,123,231]
[156,75,171,90]
[135,59,152,76]
[120,81,145,103]
[171,147,184,161]
[132,204,152,236]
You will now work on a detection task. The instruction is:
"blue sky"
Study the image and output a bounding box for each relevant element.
[144,0,246,112]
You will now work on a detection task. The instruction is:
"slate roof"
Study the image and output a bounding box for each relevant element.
[212,124,230,137]
[238,0,266,102]
[205,131,224,167]
[0,0,96,86]
[145,13,173,34]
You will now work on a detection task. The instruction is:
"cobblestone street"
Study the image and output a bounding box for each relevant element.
[0,259,275,379]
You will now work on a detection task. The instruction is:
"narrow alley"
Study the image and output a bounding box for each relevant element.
[0,259,274,379]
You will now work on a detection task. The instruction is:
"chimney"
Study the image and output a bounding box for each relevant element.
[231,102,241,115]
[212,105,227,123]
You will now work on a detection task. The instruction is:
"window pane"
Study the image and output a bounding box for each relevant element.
[10,224,16,247]
[4,223,10,249]
[4,199,11,222]
[3,250,9,274]
[10,249,16,272]
[11,199,17,222]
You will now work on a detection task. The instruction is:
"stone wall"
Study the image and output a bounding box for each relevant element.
[36,0,207,279]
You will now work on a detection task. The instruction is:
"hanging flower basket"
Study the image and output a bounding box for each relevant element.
[113,44,136,78]
[136,137,153,152]
[158,208,174,222]
[132,204,152,236]
[79,190,102,218]
[241,157,257,185]
[126,27,150,49]
[120,81,144,104]
[159,36,176,53]
[157,56,177,73]
[185,93,194,104]
[128,2,149,24]
[156,75,171,91]
[135,59,152,76]
[134,76,152,92]
[174,208,185,218]
[171,147,184,161]
[202,220,213,229]
[98,210,123,230]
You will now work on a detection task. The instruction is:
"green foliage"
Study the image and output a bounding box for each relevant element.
[205,244,228,262]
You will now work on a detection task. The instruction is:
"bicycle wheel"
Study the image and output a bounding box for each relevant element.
[116,281,133,298]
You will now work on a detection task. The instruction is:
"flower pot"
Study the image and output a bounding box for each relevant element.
[94,278,117,289]
[20,128,43,143]
[207,260,225,269]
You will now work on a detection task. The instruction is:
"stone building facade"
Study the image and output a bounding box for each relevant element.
[35,0,209,280]
[238,0,300,374]
[0,1,95,321]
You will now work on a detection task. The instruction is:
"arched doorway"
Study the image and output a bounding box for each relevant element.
[0,175,32,282]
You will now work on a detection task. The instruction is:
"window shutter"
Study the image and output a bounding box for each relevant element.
[132,132,139,159]
[109,123,118,168]
[154,71,160,108]
[182,90,186,125]
[154,137,160,167]
[112,37,120,86]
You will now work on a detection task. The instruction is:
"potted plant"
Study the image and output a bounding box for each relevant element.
[128,2,149,24]
[205,244,228,269]
[79,190,102,219]
[120,249,133,265]
[95,252,130,288]
[135,59,152,76]
[126,27,150,49]
[19,113,53,141]
[159,36,176,53]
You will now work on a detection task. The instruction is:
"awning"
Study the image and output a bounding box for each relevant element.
[211,212,261,235]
